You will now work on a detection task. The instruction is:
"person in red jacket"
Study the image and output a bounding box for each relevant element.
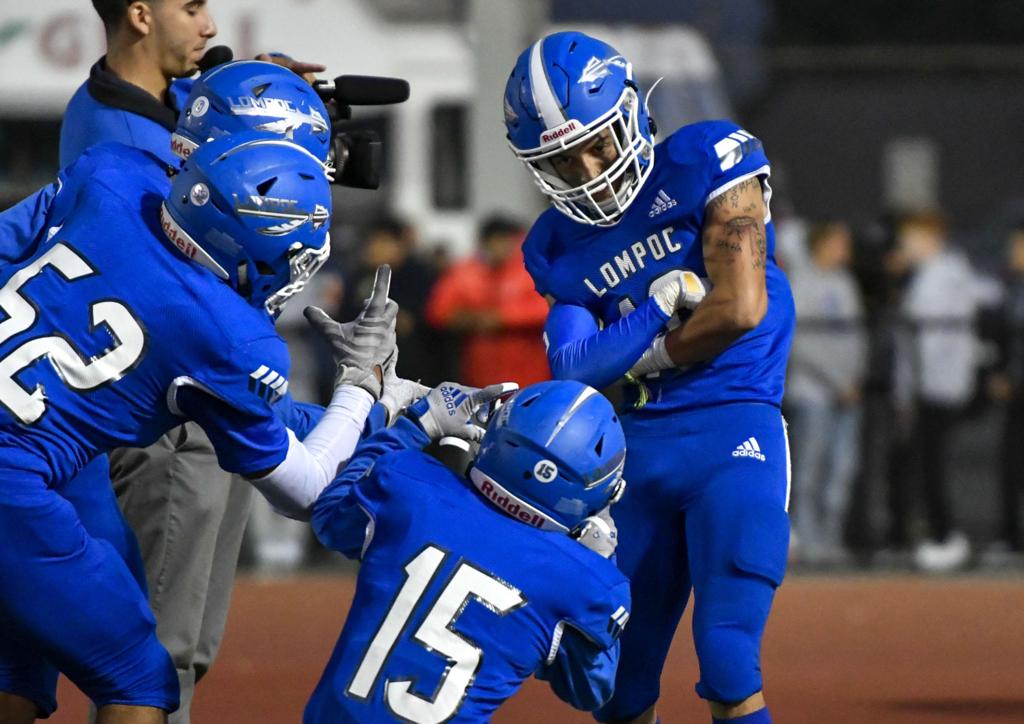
[427,216,551,388]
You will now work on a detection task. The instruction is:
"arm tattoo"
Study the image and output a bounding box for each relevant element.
[706,177,767,270]
[716,216,767,270]
[707,177,761,212]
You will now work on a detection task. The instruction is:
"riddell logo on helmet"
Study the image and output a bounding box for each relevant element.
[478,480,546,528]
[540,120,580,145]
[171,137,194,159]
[161,214,198,260]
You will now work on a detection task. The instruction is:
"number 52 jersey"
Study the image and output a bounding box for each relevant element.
[0,144,293,487]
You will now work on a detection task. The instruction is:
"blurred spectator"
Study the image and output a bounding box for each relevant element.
[426,216,550,388]
[338,216,447,385]
[984,227,1024,560]
[890,211,979,571]
[787,222,867,565]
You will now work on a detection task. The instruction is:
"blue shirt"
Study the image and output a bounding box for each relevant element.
[524,119,795,413]
[0,144,294,487]
[59,58,193,168]
[307,418,631,722]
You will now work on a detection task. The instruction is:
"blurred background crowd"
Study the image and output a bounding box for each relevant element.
[3,0,1024,575]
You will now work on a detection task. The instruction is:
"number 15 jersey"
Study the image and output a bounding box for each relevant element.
[307,418,631,723]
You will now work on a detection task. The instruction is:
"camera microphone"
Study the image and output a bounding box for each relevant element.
[314,75,410,106]
[197,46,234,73]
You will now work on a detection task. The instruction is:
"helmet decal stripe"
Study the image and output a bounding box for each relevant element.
[545,386,598,446]
[528,38,567,128]
[159,202,229,280]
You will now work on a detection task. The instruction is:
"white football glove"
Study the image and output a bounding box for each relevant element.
[573,507,618,558]
[628,334,675,378]
[407,381,519,443]
[650,270,707,317]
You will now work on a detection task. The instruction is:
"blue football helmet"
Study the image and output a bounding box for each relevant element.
[172,60,332,167]
[470,380,626,533]
[504,31,655,227]
[161,131,332,316]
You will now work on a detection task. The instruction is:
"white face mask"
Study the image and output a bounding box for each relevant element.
[511,87,655,227]
[264,234,331,316]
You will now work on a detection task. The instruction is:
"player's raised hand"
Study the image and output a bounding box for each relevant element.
[651,270,707,316]
[304,265,397,399]
[408,382,519,443]
[572,507,618,558]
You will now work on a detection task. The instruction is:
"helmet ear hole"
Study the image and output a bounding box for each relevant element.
[255,260,275,276]
[594,437,604,456]
[252,82,270,98]
[256,177,277,196]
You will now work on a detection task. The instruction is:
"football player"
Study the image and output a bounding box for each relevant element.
[305,379,631,723]
[0,61,352,723]
[503,32,795,724]
[0,134,393,724]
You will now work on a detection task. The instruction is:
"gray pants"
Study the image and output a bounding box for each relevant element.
[108,422,254,724]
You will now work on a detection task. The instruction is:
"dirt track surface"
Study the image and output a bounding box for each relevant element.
[49,574,1024,723]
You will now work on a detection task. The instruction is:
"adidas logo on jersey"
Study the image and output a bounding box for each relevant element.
[648,189,677,217]
[713,129,762,172]
[607,605,630,639]
[732,437,765,461]
[249,365,288,403]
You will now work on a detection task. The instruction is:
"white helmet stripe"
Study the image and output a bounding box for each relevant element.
[545,386,598,446]
[529,38,566,128]
[160,202,229,280]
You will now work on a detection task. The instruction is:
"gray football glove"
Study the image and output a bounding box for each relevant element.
[304,264,397,399]
[407,381,519,443]
[572,507,618,558]
[379,347,430,424]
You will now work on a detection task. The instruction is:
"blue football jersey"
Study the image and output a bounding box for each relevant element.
[1,143,177,267]
[0,144,291,486]
[524,120,795,412]
[308,419,631,723]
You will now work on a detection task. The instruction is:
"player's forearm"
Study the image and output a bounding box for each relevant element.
[547,299,669,388]
[248,386,373,520]
[664,286,766,366]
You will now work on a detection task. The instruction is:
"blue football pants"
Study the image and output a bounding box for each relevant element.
[596,403,790,721]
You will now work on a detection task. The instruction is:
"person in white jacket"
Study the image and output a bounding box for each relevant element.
[892,211,980,571]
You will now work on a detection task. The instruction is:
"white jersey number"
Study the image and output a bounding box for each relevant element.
[0,243,146,424]
[347,544,527,723]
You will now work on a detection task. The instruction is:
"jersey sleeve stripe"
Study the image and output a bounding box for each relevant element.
[704,164,773,224]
